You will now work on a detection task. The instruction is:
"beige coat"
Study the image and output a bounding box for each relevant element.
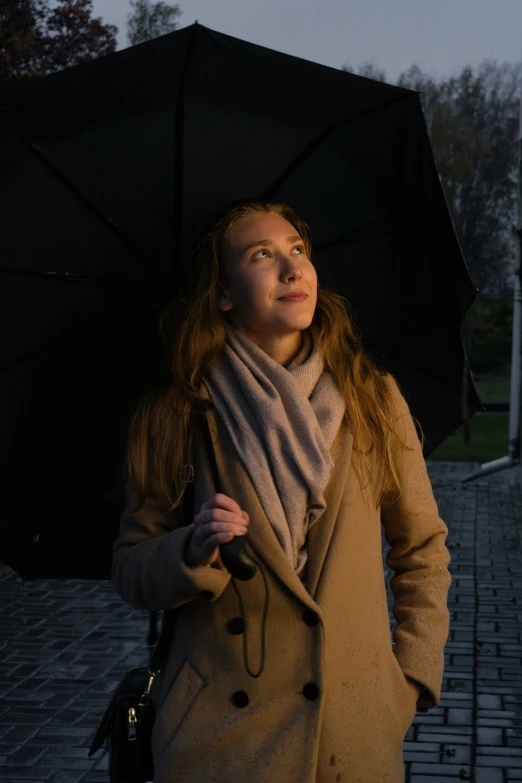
[112,374,451,783]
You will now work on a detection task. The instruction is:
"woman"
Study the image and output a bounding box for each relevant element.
[112,200,452,783]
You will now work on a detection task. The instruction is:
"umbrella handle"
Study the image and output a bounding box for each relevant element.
[220,536,256,581]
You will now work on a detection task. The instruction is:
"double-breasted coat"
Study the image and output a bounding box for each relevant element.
[112,374,452,783]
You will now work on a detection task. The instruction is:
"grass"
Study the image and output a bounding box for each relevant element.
[428,373,512,462]
[429,413,510,462]
[472,375,511,404]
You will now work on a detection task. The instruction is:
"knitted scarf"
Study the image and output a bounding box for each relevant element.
[203,322,346,584]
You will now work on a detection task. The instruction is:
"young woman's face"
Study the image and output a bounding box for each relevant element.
[218,212,318,347]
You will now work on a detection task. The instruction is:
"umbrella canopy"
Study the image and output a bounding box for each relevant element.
[0,22,482,580]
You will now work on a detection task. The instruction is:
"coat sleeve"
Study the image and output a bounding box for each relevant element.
[111,487,232,611]
[380,374,452,711]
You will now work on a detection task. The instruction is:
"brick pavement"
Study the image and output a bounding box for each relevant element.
[0,459,521,782]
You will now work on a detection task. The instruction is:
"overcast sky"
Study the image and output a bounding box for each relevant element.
[90,0,521,82]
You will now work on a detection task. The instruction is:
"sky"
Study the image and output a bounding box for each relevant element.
[90,0,521,83]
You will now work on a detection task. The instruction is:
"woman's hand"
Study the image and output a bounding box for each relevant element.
[184,492,250,567]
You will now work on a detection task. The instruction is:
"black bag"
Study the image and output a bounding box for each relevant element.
[88,608,179,783]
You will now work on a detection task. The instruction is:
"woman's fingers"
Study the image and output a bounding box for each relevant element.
[187,494,249,566]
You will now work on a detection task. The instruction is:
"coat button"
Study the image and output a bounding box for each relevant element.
[231,690,249,708]
[302,682,319,701]
[199,590,214,601]
[227,617,245,634]
[302,609,319,626]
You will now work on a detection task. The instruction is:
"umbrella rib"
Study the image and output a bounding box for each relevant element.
[313,218,399,252]
[314,222,455,260]
[0,264,166,290]
[1,123,172,287]
[0,301,159,375]
[260,92,416,201]
[173,22,198,271]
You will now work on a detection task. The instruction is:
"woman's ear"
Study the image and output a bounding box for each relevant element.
[217,280,233,313]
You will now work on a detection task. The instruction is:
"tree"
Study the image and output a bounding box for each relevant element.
[341,59,387,84]
[0,0,118,88]
[397,61,519,301]
[127,0,182,47]
[342,58,520,302]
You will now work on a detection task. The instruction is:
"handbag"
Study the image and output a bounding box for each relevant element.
[87,605,180,783]
[88,406,211,782]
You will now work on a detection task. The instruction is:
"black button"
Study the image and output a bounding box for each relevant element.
[231,690,249,708]
[199,590,214,601]
[302,609,319,626]
[227,617,245,634]
[302,682,319,701]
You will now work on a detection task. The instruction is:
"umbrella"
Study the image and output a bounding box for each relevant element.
[0,22,482,581]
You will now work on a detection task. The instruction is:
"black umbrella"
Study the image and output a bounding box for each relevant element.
[0,22,482,581]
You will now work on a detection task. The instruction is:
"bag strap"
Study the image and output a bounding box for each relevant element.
[200,402,221,493]
[147,403,219,674]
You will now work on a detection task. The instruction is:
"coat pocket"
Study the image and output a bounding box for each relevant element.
[386,647,418,736]
[151,659,205,761]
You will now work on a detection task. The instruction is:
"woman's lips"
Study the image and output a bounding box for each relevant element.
[278,294,308,302]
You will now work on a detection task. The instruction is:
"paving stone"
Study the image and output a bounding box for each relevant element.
[477,727,505,745]
[410,778,463,782]
[0,713,53,726]
[47,772,85,783]
[410,762,472,775]
[478,695,504,709]
[474,769,505,783]
[478,747,522,757]
[91,755,108,771]
[417,733,473,745]
[0,778,48,783]
[478,710,520,719]
[404,742,441,752]
[1,726,40,744]
[475,755,522,767]
[403,751,440,763]
[5,745,48,766]
[447,708,474,725]
[0,768,54,780]
[33,728,94,740]
[440,744,472,763]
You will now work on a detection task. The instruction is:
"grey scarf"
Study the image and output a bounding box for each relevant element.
[203,322,346,583]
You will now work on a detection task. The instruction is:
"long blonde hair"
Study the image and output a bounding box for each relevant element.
[122,199,422,515]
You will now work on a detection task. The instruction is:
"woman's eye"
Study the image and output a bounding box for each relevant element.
[252,245,304,260]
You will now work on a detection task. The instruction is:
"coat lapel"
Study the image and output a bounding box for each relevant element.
[202,388,354,608]
[305,421,353,600]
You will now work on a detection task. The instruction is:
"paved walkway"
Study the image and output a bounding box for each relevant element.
[0,459,521,782]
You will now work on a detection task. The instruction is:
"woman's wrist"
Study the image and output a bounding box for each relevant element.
[183,533,204,567]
